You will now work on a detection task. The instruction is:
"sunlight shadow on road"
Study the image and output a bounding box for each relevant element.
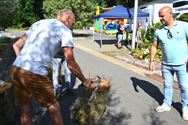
[131,77,163,105]
[131,77,182,119]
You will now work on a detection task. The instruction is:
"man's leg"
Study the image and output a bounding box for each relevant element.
[175,63,188,107]
[10,66,33,125]
[20,104,32,125]
[155,64,173,112]
[47,101,64,125]
[30,69,64,124]
[175,63,188,120]
[162,64,174,106]
[117,35,123,48]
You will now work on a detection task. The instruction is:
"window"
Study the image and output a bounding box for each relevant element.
[173,1,188,8]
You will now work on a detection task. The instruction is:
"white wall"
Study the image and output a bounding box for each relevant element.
[139,3,172,25]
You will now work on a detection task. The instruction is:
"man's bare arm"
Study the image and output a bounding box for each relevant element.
[149,40,158,70]
[63,47,91,86]
[12,34,27,56]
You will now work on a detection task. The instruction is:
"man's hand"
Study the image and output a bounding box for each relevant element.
[82,79,92,88]
[149,61,155,71]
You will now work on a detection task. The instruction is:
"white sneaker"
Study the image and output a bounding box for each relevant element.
[155,103,171,112]
[182,107,188,121]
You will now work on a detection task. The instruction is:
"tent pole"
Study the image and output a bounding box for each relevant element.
[93,19,95,42]
[100,18,103,48]
[100,32,102,48]
[131,0,138,49]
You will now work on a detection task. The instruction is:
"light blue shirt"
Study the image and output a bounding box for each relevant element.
[154,20,188,65]
[13,19,74,76]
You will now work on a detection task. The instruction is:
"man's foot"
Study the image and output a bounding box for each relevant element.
[154,103,171,112]
[0,81,12,94]
[182,107,188,121]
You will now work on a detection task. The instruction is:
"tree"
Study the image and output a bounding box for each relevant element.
[33,0,44,19]
[2,0,153,28]
[0,0,18,28]
[43,0,96,28]
[12,0,44,28]
[103,0,133,7]
[104,0,152,8]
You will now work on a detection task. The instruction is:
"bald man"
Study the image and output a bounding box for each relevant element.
[149,6,188,121]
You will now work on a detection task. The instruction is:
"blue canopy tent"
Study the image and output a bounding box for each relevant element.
[94,6,149,19]
[93,6,149,47]
[94,6,131,19]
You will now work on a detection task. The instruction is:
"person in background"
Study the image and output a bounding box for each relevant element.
[11,9,91,125]
[149,6,188,121]
[116,20,124,49]
[135,21,143,48]
[52,51,76,98]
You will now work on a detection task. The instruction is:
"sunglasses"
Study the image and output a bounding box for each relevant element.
[167,30,173,39]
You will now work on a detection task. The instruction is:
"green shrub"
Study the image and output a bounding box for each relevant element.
[177,13,188,22]
[73,22,83,29]
[131,22,162,62]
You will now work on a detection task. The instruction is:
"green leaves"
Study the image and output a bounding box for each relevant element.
[43,0,96,28]
[2,0,153,29]
[0,0,18,27]
[11,0,43,28]
[131,22,162,62]
[177,13,188,22]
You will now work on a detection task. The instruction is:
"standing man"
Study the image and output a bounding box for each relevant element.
[11,9,91,125]
[149,6,188,121]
